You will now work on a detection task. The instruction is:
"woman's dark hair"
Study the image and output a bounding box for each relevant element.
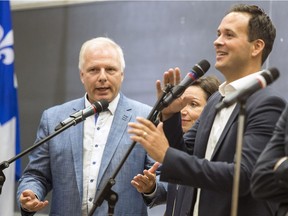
[193,75,221,100]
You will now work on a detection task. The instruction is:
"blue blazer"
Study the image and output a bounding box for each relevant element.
[17,94,153,216]
[157,88,285,216]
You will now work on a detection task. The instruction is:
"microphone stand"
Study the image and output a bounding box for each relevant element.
[88,84,174,216]
[0,113,92,195]
[230,100,246,216]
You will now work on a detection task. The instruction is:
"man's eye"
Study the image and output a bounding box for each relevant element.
[225,32,234,38]
[106,68,117,74]
[88,67,102,74]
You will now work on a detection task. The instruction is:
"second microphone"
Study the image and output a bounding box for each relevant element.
[157,59,211,111]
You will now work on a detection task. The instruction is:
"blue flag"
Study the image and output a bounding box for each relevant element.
[0,0,21,215]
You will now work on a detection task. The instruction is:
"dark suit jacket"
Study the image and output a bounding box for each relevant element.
[251,105,288,216]
[159,88,285,216]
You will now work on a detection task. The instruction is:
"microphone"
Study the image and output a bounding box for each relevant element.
[54,99,109,131]
[157,59,210,111]
[215,67,280,111]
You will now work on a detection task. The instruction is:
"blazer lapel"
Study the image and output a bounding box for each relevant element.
[96,96,132,187]
[69,99,85,200]
[194,93,222,157]
[70,123,84,199]
[211,104,240,159]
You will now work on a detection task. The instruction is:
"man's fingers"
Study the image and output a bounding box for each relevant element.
[20,190,49,212]
[148,162,160,173]
[22,190,34,198]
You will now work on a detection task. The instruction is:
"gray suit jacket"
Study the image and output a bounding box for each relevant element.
[17,93,153,216]
[154,88,285,216]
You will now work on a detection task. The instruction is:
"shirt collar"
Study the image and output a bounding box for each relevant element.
[84,93,120,115]
[219,71,263,97]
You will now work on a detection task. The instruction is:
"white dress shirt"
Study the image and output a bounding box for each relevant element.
[193,72,262,216]
[82,94,119,216]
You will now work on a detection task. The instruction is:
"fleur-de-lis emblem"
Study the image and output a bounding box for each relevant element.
[0,25,14,65]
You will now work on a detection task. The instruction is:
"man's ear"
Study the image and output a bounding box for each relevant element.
[121,71,124,82]
[80,70,85,84]
[252,39,265,57]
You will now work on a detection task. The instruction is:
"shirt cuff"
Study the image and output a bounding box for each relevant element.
[142,182,158,198]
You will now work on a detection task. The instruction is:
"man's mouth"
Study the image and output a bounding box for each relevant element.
[216,51,228,57]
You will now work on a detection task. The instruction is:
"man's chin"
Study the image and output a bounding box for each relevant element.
[215,62,223,70]
[89,95,110,103]
[97,97,110,102]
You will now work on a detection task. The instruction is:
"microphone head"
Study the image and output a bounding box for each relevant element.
[94,99,109,112]
[261,67,280,85]
[193,59,210,77]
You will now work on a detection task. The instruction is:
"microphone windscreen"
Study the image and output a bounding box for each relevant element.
[94,99,109,112]
[194,59,210,77]
[261,67,279,85]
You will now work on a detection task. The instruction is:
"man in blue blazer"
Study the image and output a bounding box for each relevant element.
[17,37,158,215]
[128,4,286,216]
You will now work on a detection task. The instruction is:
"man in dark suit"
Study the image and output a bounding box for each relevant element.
[128,4,286,216]
[251,105,288,216]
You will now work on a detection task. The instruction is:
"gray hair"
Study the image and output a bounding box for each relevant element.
[78,37,125,71]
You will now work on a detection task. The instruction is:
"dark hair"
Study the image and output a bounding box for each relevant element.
[227,4,276,65]
[193,75,221,101]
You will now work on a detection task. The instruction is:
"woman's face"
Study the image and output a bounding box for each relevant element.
[181,85,207,133]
